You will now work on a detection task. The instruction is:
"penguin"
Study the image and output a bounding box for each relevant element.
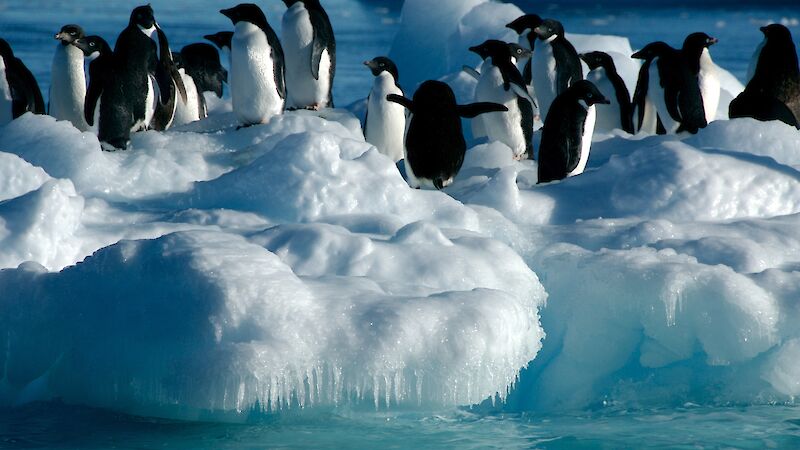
[469,39,535,160]
[363,56,405,162]
[71,35,112,132]
[96,5,162,150]
[530,18,583,121]
[204,31,233,53]
[580,51,634,134]
[506,14,543,85]
[0,38,45,126]
[730,24,800,128]
[637,40,707,134]
[281,0,336,110]
[538,80,610,184]
[683,32,720,124]
[50,24,89,131]
[221,3,286,126]
[631,42,670,135]
[172,43,227,126]
[386,80,507,190]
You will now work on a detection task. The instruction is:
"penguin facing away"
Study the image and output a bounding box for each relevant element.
[363,56,405,162]
[172,43,227,125]
[221,3,286,126]
[0,38,45,125]
[281,0,336,110]
[538,80,609,184]
[50,24,89,130]
[506,14,544,85]
[71,35,112,132]
[631,42,670,134]
[730,24,800,128]
[580,51,634,134]
[530,18,583,122]
[469,39,534,160]
[682,32,720,124]
[204,31,233,53]
[386,80,508,190]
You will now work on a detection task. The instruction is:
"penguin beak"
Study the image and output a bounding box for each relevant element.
[220,8,235,21]
[598,97,611,105]
[707,37,718,46]
[468,45,482,56]
[631,49,645,59]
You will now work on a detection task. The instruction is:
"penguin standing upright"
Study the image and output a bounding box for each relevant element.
[386,80,507,189]
[506,14,543,85]
[281,0,335,110]
[0,38,45,126]
[580,51,634,134]
[150,24,188,131]
[204,31,233,67]
[363,56,405,162]
[631,42,670,134]
[530,18,583,121]
[172,43,227,126]
[469,40,534,160]
[72,35,112,132]
[730,24,800,128]
[50,24,89,130]
[683,32,720,124]
[221,3,285,126]
[538,80,609,184]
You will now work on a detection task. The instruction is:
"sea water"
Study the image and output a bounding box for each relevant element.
[2,0,800,448]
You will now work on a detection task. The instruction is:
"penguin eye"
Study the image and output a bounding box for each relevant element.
[70,32,76,36]
[90,42,96,47]
[379,63,385,67]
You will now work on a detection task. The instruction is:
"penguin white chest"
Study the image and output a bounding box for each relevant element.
[365,72,405,162]
[568,102,595,177]
[231,22,283,125]
[698,49,720,122]
[282,3,332,109]
[172,69,202,126]
[0,59,12,125]
[531,38,557,119]
[50,43,88,130]
[587,68,622,132]
[475,63,527,158]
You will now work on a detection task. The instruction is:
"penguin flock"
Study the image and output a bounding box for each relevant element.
[1,4,799,189]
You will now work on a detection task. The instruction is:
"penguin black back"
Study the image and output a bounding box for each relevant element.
[0,38,45,117]
[387,80,507,189]
[180,43,228,98]
[204,31,233,51]
[581,51,634,134]
[631,42,671,134]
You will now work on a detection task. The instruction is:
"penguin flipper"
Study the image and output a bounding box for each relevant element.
[457,102,508,118]
[386,94,414,112]
[309,9,335,81]
[155,25,188,104]
[84,80,102,126]
[462,65,481,80]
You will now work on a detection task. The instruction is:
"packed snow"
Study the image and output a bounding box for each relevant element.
[1,0,800,421]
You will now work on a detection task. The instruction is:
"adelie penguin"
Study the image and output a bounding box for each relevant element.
[530,18,583,122]
[221,3,286,126]
[363,56,405,162]
[580,51,634,134]
[386,80,507,190]
[72,35,112,132]
[630,41,669,134]
[172,43,228,126]
[0,38,45,126]
[730,24,800,129]
[469,39,535,160]
[506,14,543,85]
[538,80,609,184]
[50,24,89,131]
[280,0,336,110]
[684,32,720,125]
[204,31,233,68]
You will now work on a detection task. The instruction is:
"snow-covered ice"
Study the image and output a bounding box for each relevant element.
[1,0,800,422]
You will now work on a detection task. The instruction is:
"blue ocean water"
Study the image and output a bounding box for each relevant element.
[2,0,800,448]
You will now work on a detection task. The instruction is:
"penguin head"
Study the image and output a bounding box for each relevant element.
[579,51,614,71]
[180,43,228,98]
[130,5,156,29]
[533,19,564,42]
[683,32,718,53]
[364,57,399,80]
[221,3,266,26]
[55,24,84,45]
[760,23,793,43]
[631,41,673,61]
[570,80,610,107]
[506,14,543,35]
[0,39,14,60]
[72,35,110,58]
[204,31,233,51]
[469,40,513,62]
[508,43,532,61]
